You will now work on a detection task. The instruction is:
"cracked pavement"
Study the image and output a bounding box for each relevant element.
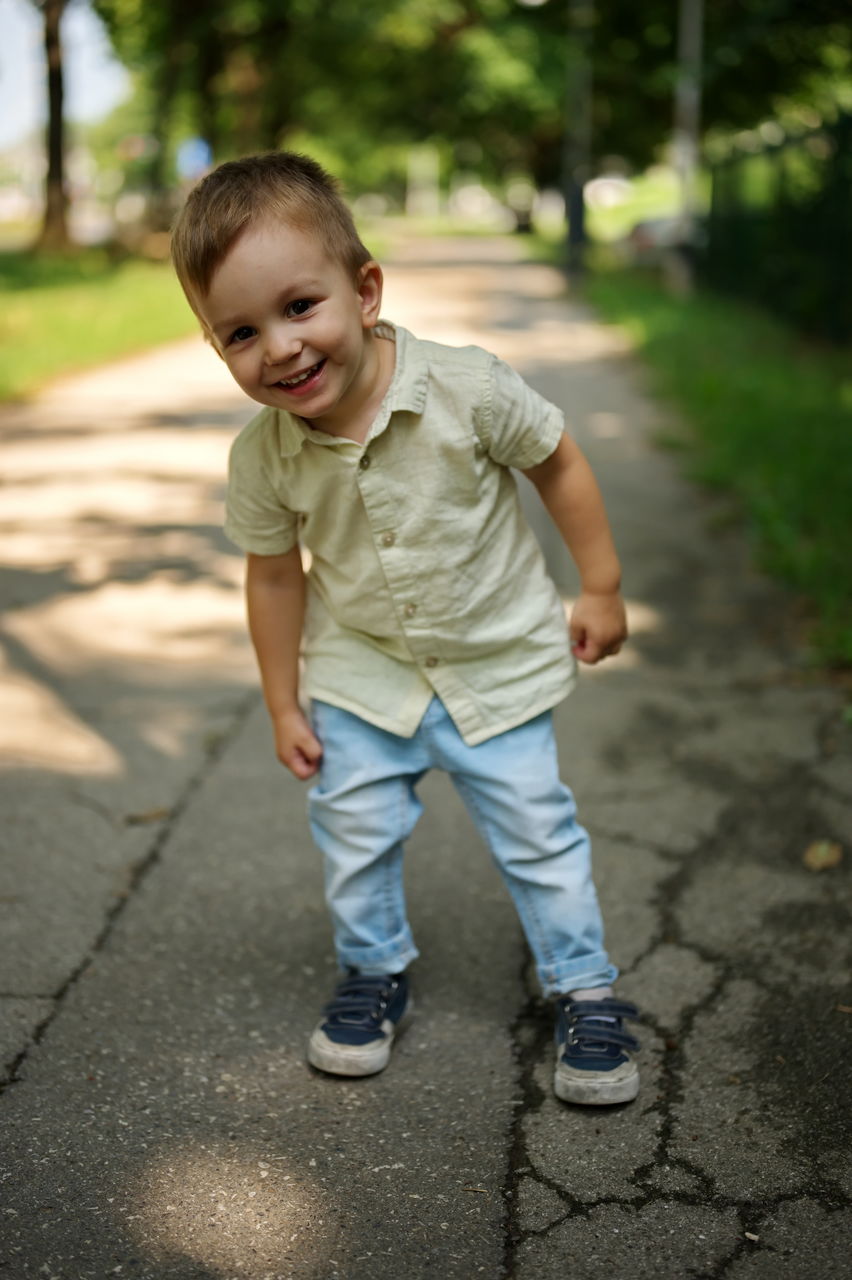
[1,232,850,1278]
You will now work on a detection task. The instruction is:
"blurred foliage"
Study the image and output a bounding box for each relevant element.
[584,262,852,666]
[0,251,197,399]
[89,0,851,200]
[705,112,852,342]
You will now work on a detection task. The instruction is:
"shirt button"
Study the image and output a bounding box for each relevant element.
[424,656,439,668]
[404,603,417,618]
[381,532,396,547]
[359,454,371,470]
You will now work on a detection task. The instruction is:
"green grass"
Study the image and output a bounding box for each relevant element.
[582,262,852,666]
[0,250,199,401]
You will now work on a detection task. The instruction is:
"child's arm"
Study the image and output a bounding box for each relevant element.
[523,434,627,663]
[245,548,323,779]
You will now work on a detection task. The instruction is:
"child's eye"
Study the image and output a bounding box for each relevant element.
[228,325,256,344]
[286,299,314,318]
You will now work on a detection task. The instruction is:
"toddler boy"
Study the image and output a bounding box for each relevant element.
[171,152,639,1105]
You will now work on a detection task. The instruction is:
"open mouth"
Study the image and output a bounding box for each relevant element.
[276,359,326,392]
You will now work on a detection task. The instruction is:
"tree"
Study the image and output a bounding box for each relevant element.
[33,0,71,250]
[576,0,851,173]
[92,0,852,206]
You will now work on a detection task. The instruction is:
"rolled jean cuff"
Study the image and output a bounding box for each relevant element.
[336,927,420,976]
[538,952,618,999]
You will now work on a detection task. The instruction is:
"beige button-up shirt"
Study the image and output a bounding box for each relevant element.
[224,323,576,745]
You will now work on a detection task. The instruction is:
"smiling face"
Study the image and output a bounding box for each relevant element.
[198,219,387,436]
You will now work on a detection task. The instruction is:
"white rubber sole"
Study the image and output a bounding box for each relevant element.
[554,1058,639,1106]
[307,1003,412,1078]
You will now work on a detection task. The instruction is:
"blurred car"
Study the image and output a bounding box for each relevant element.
[626,215,706,267]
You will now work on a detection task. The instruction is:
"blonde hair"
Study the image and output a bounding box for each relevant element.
[171,152,373,323]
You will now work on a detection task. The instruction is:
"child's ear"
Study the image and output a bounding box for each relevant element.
[357,261,384,328]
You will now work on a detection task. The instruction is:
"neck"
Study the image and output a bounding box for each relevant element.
[304,330,395,444]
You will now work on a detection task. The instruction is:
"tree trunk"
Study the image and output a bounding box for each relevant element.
[562,0,594,277]
[255,12,292,151]
[35,0,72,251]
[145,52,182,233]
[195,34,223,166]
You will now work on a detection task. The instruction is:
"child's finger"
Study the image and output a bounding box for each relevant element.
[288,747,321,780]
[301,729,323,762]
[574,638,604,663]
[569,617,587,653]
[290,727,323,777]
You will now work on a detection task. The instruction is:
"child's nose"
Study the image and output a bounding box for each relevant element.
[264,323,301,365]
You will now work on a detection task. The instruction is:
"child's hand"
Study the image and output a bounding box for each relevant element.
[569,591,628,664]
[272,706,323,780]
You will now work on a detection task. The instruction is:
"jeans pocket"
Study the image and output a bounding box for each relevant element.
[309,698,325,739]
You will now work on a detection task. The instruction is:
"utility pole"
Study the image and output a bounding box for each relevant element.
[673,0,704,251]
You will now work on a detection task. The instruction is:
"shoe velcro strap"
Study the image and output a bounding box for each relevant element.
[335,975,396,998]
[322,975,398,1027]
[560,999,639,1020]
[568,1023,640,1052]
[324,996,391,1023]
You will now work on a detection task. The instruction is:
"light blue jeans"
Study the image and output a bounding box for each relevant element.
[307,697,617,997]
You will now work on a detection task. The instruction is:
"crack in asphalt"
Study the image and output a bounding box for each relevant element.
[63,788,123,828]
[0,691,259,1097]
[500,701,852,1275]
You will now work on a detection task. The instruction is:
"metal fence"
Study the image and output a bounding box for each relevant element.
[703,113,852,344]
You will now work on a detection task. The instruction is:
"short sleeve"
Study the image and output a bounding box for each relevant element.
[223,423,298,556]
[482,354,565,470]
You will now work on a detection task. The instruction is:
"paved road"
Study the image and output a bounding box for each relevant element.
[1,234,850,1278]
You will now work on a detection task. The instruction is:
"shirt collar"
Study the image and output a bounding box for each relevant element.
[275,321,428,457]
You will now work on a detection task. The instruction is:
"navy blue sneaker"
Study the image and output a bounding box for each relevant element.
[554,996,640,1105]
[307,970,411,1077]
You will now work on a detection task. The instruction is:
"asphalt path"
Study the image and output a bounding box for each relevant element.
[1,232,850,1278]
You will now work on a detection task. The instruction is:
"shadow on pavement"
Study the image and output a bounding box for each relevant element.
[1,236,850,1279]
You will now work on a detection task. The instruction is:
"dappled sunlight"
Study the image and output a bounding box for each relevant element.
[1,427,234,483]
[0,428,233,548]
[29,335,249,425]
[0,647,122,772]
[137,703,223,760]
[382,256,632,366]
[0,235,653,794]
[623,598,663,635]
[588,410,626,439]
[2,525,243,592]
[0,348,255,781]
[126,1142,330,1277]
[0,473,221,529]
[485,316,632,366]
[5,572,251,682]
[562,596,663,672]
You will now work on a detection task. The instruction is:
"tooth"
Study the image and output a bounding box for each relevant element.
[281,363,317,388]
